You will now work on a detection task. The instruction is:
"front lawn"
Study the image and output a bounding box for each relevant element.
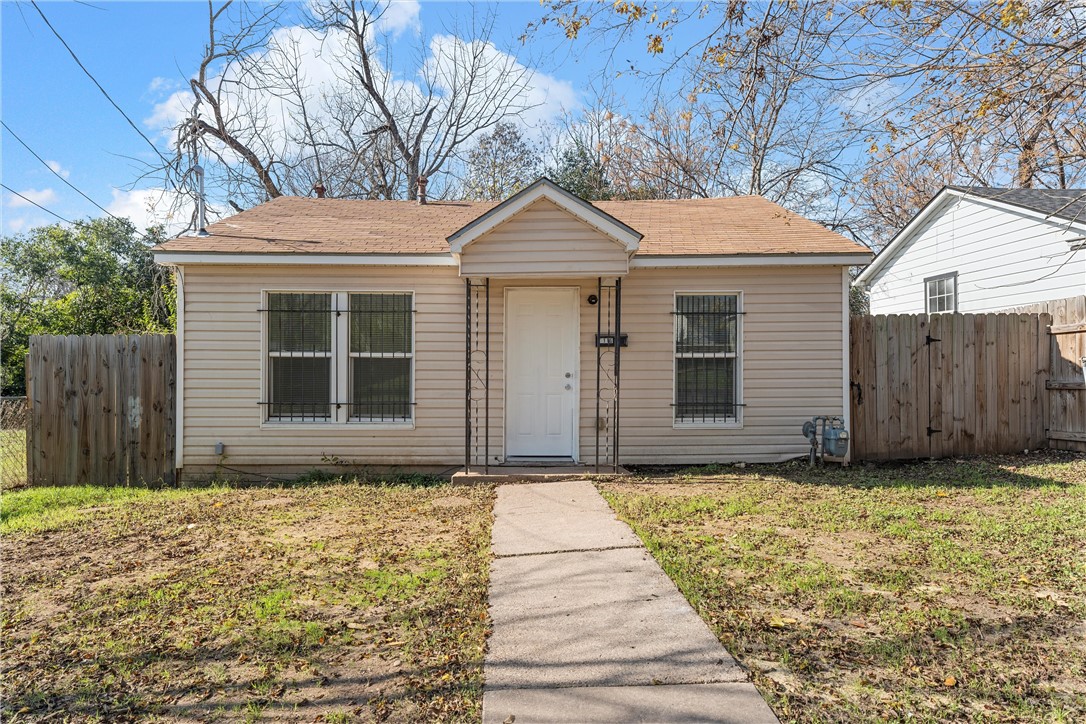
[602,453,1086,723]
[1,479,494,721]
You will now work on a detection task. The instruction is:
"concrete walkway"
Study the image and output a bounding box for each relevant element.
[483,481,778,723]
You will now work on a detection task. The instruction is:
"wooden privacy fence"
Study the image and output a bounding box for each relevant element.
[849,313,1051,461]
[1004,296,1086,452]
[26,335,176,485]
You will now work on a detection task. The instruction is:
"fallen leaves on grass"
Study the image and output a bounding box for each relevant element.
[1,482,495,722]
[603,452,1086,723]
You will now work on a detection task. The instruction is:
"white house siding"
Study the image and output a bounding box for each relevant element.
[178,264,845,477]
[458,198,630,278]
[867,195,1086,314]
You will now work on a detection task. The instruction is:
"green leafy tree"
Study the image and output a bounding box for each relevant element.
[1,218,175,395]
[549,141,612,200]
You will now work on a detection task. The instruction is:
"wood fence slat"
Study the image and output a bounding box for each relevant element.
[973,314,987,454]
[1012,315,1026,452]
[984,315,999,453]
[874,315,889,461]
[913,315,929,458]
[927,314,943,459]
[868,312,877,458]
[964,314,976,452]
[77,336,93,484]
[898,316,914,457]
[114,335,129,485]
[164,335,177,485]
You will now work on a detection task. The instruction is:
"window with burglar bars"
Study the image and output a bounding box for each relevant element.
[264,291,414,423]
[674,293,740,424]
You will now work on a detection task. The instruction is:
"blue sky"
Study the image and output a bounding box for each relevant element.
[1,0,638,234]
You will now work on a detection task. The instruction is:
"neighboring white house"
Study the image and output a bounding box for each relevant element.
[856,187,1086,314]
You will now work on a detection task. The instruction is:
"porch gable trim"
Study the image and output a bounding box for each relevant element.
[447,177,643,254]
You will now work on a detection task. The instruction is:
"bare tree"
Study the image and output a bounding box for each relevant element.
[539,2,863,227]
[460,122,541,200]
[537,0,1085,241]
[163,0,541,217]
[312,0,538,200]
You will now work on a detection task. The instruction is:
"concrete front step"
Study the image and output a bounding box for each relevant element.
[451,466,628,484]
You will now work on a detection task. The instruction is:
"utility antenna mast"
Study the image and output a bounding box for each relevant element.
[185,99,209,237]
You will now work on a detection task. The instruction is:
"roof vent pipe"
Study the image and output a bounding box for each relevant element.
[417,175,428,205]
[313,182,326,198]
[195,163,209,237]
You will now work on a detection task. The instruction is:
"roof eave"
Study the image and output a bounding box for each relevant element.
[855,187,958,287]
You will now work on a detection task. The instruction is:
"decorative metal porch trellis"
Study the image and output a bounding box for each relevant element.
[595,278,622,472]
[464,279,490,472]
[462,278,622,473]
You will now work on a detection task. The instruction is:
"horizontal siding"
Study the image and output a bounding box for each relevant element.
[869,196,1085,314]
[600,267,844,464]
[459,199,629,277]
[179,264,846,471]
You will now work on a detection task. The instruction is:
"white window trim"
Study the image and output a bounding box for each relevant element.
[259,289,417,430]
[672,290,744,429]
[924,272,957,314]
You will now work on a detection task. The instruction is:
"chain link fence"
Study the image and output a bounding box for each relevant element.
[1,397,28,489]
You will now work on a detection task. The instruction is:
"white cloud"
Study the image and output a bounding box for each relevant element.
[145,90,194,137]
[376,0,421,37]
[6,215,36,233]
[45,160,70,179]
[107,188,195,235]
[6,187,58,209]
[148,76,182,94]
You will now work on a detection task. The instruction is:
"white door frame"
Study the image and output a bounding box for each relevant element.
[503,286,580,460]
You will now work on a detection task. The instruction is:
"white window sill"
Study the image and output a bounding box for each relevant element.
[673,421,743,430]
[260,421,416,431]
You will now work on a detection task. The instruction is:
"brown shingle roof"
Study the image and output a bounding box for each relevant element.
[156,195,870,256]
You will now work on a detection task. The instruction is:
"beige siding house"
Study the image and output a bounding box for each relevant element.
[154,179,871,478]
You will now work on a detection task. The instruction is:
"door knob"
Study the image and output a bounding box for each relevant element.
[564,384,572,390]
[565,372,572,378]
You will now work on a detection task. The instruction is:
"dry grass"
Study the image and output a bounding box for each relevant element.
[1,479,494,722]
[603,452,1086,723]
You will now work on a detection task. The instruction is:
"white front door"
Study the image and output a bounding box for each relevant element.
[505,288,579,458]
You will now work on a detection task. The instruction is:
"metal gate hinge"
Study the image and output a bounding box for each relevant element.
[925,335,941,345]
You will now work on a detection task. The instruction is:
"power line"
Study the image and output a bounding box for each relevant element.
[30,1,173,168]
[1,183,73,224]
[1,120,119,220]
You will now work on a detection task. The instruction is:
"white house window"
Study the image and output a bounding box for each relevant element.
[674,293,741,424]
[264,291,414,424]
[925,272,957,314]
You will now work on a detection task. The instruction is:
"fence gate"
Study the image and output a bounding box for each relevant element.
[1006,296,1086,452]
[26,334,176,485]
[849,313,1051,461]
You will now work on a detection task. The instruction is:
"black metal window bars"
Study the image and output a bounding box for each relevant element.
[673,293,742,424]
[260,292,415,423]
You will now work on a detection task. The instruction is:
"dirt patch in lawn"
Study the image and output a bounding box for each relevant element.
[602,452,1086,723]
[1,482,494,722]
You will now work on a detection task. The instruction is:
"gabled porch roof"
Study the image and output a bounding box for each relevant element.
[446,178,642,254]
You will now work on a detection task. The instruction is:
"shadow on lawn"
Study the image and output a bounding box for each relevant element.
[627,450,1086,491]
[1,638,480,721]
